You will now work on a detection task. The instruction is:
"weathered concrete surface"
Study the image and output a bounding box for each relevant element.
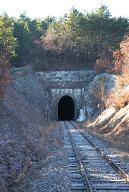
[38,70,96,81]
[37,70,118,120]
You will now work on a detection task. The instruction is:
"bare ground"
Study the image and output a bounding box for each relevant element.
[10,122,71,192]
[81,105,129,173]
[0,73,63,192]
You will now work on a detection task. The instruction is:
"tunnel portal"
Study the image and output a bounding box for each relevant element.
[58,95,75,121]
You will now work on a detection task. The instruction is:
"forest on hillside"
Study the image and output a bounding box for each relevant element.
[1,5,129,96]
[1,5,129,68]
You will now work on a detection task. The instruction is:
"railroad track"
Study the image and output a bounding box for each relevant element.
[64,121,129,191]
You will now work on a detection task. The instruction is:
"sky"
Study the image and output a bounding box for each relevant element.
[0,0,129,19]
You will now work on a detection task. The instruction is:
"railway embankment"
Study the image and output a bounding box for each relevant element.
[83,98,129,151]
[0,72,56,191]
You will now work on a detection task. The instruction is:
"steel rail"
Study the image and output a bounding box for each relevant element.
[65,121,94,192]
[70,121,129,183]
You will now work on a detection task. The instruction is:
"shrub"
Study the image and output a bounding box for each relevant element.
[94,49,113,73]
[106,88,129,109]
[113,49,123,74]
[106,35,129,108]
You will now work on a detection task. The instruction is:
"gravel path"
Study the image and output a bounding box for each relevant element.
[79,125,129,175]
[10,122,129,192]
[11,122,71,192]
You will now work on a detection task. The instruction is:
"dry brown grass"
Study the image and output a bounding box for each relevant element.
[9,121,59,189]
[12,160,32,186]
[95,58,110,72]
[94,48,113,73]
[106,88,129,109]
[113,49,123,74]
[105,35,129,109]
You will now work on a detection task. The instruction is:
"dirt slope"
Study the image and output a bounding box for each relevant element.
[0,72,53,191]
[84,104,129,151]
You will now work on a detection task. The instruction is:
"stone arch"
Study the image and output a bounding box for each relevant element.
[58,95,75,120]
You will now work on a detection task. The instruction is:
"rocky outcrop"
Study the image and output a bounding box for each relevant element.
[84,82,129,151]
[84,73,118,119]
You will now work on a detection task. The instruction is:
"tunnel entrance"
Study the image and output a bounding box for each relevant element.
[58,95,75,121]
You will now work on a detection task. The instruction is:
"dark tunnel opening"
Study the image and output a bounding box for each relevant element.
[58,95,75,121]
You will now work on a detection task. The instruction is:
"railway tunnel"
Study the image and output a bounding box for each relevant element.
[58,95,75,120]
